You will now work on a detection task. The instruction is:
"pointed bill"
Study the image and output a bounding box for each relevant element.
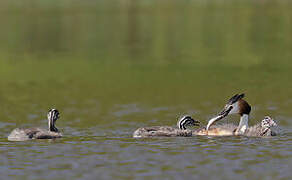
[206,115,223,130]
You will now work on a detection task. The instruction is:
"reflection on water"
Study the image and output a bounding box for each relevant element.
[0,0,292,179]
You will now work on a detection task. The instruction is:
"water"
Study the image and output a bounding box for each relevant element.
[0,0,292,179]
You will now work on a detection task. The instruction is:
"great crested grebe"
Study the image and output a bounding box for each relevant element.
[205,93,251,135]
[133,115,200,138]
[8,109,62,141]
[193,116,277,137]
[204,93,278,136]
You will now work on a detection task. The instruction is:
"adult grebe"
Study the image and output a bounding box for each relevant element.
[204,93,278,136]
[205,93,251,135]
[193,116,277,137]
[133,115,200,138]
[8,109,62,141]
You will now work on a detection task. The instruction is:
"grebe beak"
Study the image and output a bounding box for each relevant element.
[206,106,233,130]
[218,105,233,118]
[206,115,223,130]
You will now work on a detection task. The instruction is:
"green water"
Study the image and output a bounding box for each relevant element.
[0,0,292,179]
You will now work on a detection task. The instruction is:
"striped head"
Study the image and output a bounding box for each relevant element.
[260,116,277,136]
[177,115,200,130]
[261,116,277,129]
[47,109,60,132]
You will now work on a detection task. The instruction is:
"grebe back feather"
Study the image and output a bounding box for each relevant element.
[133,115,200,138]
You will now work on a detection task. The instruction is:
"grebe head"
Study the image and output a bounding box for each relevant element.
[177,115,200,130]
[206,93,251,130]
[47,109,60,132]
[261,116,277,129]
[260,116,277,136]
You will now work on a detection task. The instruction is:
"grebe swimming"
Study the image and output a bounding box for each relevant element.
[133,115,200,138]
[8,109,62,141]
[193,116,277,137]
[244,116,277,137]
[203,94,277,136]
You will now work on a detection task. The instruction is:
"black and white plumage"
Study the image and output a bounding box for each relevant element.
[199,93,279,137]
[8,109,62,141]
[244,116,277,137]
[133,115,200,138]
[177,115,200,130]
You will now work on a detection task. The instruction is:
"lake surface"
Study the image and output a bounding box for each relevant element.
[0,0,292,179]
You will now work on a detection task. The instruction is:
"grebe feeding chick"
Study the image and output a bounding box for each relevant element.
[8,109,62,141]
[133,115,200,138]
[193,116,277,137]
[202,94,278,136]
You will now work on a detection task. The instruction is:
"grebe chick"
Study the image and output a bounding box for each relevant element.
[8,109,62,141]
[244,116,277,137]
[133,115,200,138]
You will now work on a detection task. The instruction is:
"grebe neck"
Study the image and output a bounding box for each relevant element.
[236,114,249,134]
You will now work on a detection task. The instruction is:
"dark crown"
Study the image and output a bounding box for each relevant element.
[227,93,245,105]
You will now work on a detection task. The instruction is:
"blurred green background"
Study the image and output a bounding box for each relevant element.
[1,0,291,127]
[1,1,292,179]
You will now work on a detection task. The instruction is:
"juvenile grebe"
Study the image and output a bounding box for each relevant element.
[8,109,62,141]
[133,115,200,138]
[244,116,277,136]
